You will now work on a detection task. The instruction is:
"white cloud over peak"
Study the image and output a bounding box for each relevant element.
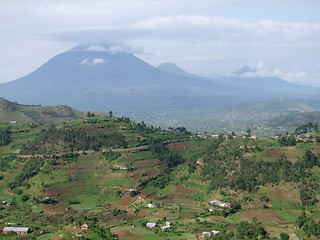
[85,45,108,52]
[80,58,105,65]
[93,58,104,64]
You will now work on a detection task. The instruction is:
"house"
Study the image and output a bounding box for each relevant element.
[210,200,218,205]
[146,222,157,228]
[3,227,30,234]
[211,230,220,235]
[220,203,230,208]
[201,230,220,238]
[9,121,17,124]
[196,160,203,166]
[202,232,211,236]
[161,225,171,231]
[147,203,156,208]
[81,224,89,230]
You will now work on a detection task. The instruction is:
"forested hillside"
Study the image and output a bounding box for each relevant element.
[0,116,319,239]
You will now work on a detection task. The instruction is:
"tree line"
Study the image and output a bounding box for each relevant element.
[20,124,128,154]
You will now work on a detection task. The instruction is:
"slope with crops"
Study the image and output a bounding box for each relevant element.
[0,116,319,239]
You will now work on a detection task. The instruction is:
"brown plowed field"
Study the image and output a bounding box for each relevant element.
[113,230,134,238]
[244,209,285,225]
[176,185,199,195]
[271,188,296,199]
[118,195,134,206]
[264,226,294,234]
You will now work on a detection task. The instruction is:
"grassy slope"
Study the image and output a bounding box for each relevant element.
[0,118,319,239]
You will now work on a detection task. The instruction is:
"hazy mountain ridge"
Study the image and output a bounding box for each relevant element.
[0,44,319,132]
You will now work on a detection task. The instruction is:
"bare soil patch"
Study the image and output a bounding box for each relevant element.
[134,158,160,167]
[118,195,134,206]
[3,189,14,195]
[131,209,152,220]
[264,226,294,234]
[312,148,320,156]
[43,189,63,201]
[147,193,160,201]
[40,204,68,215]
[271,188,296,199]
[43,187,74,200]
[180,212,194,218]
[127,153,135,161]
[166,142,190,154]
[261,148,285,158]
[109,172,126,178]
[113,230,134,238]
[70,180,85,186]
[139,190,150,198]
[286,146,298,159]
[176,185,199,195]
[67,168,84,174]
[244,209,285,225]
[100,186,108,194]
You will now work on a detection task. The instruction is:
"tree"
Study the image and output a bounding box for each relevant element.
[280,232,290,240]
[109,111,113,118]
[246,129,251,137]
[287,135,296,146]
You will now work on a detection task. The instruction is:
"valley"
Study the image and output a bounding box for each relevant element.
[0,114,319,239]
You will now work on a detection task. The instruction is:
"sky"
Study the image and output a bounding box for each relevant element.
[1,0,320,86]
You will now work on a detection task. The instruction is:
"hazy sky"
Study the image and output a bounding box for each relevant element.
[1,0,320,86]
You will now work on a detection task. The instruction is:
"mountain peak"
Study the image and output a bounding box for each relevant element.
[232,65,257,76]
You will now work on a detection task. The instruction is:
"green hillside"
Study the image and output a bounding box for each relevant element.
[0,115,319,239]
[0,97,99,125]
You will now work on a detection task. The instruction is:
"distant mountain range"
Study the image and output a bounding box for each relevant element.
[0,44,319,132]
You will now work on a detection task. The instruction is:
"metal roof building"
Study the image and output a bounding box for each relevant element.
[3,227,30,234]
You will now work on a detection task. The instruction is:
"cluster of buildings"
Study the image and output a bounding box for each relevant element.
[202,230,220,238]
[146,221,172,231]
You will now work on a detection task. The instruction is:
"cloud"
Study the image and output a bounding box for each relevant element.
[71,43,144,55]
[93,58,104,64]
[80,58,105,65]
[86,45,108,52]
[234,62,307,82]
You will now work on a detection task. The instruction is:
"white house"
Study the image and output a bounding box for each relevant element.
[211,230,220,235]
[146,222,157,228]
